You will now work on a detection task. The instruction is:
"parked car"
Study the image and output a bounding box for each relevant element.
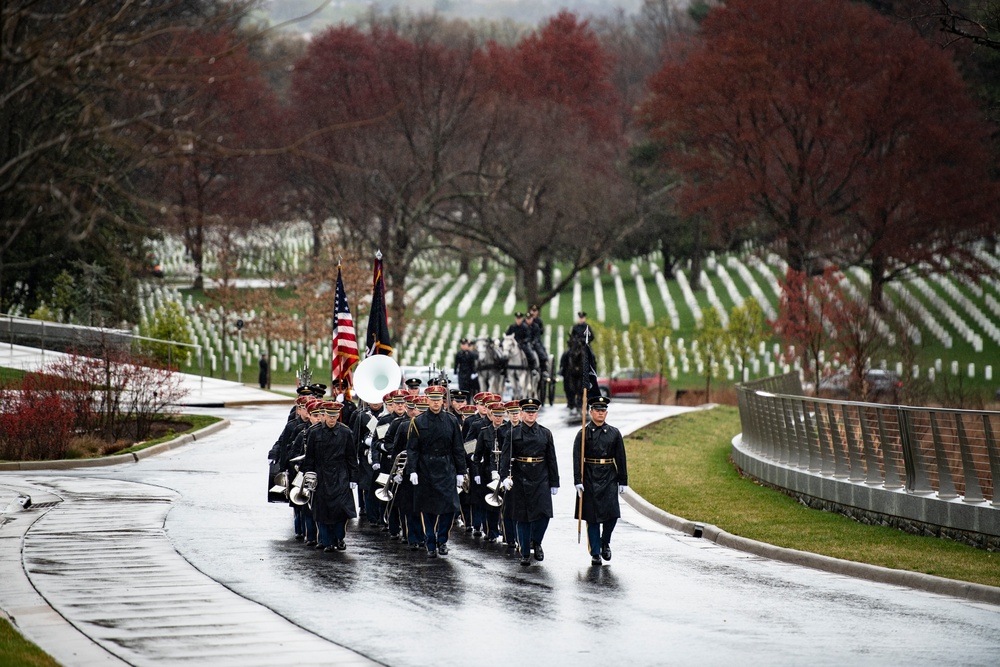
[817,369,902,402]
[597,368,666,398]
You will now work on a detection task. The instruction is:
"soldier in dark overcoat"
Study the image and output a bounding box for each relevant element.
[391,395,426,549]
[380,392,411,539]
[406,385,468,558]
[269,396,310,538]
[496,401,521,554]
[288,399,324,546]
[353,396,391,527]
[573,395,629,565]
[303,401,358,552]
[453,341,479,394]
[499,398,559,566]
[471,402,504,541]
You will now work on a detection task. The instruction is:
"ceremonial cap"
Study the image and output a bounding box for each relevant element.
[519,397,541,412]
[473,391,490,404]
[504,400,521,413]
[412,396,430,411]
[488,401,507,416]
[425,385,446,399]
[405,377,422,389]
[588,395,611,410]
[458,405,477,416]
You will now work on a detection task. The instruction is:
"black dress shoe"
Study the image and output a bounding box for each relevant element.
[323,545,335,553]
[305,539,317,547]
[505,545,516,557]
[591,554,601,565]
[427,549,438,558]
[409,542,419,551]
[601,544,612,561]
[294,533,304,540]
[438,544,449,555]
[337,540,347,551]
[472,529,482,538]
[520,554,531,566]
[532,541,544,561]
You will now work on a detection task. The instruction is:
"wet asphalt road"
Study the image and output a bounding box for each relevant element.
[18,403,1000,666]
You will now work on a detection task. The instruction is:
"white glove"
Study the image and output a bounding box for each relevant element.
[456,475,465,487]
[550,487,559,496]
[575,483,584,496]
[491,471,500,481]
[619,485,628,495]
[410,472,419,485]
[393,474,402,484]
[501,477,513,491]
[364,435,373,446]
[372,463,381,471]
[471,372,478,379]
[474,476,481,485]
[350,482,357,490]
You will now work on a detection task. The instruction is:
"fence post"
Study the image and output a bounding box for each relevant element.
[953,413,984,503]
[898,408,933,494]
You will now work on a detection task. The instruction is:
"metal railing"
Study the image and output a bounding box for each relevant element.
[737,374,1000,506]
[2,312,204,386]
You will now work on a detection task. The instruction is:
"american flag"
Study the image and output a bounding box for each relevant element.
[331,266,359,390]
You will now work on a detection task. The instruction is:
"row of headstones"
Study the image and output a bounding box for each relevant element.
[147,223,317,278]
[142,239,1000,380]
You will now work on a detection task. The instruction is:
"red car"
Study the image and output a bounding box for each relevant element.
[597,368,665,398]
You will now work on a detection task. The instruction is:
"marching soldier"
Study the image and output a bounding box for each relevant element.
[381,391,413,539]
[354,395,393,527]
[269,396,311,539]
[302,401,358,552]
[497,400,521,554]
[453,340,479,394]
[404,377,422,395]
[472,402,504,541]
[392,395,427,550]
[406,385,467,558]
[573,395,628,565]
[289,399,325,546]
[499,398,559,566]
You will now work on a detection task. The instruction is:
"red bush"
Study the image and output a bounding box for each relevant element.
[0,374,73,460]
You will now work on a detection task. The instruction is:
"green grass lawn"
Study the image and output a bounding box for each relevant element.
[111,414,223,455]
[0,367,24,384]
[628,406,1000,588]
[0,617,59,667]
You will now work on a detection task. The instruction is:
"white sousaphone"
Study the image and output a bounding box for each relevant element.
[353,354,403,404]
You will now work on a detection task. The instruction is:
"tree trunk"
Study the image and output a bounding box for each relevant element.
[521,253,541,310]
[310,219,323,262]
[459,254,470,276]
[542,258,553,293]
[868,258,886,313]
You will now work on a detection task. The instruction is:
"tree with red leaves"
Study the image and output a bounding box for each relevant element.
[772,266,844,392]
[641,0,998,308]
[442,11,634,306]
[144,29,283,290]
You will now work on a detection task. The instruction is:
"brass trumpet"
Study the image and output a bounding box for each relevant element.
[375,451,407,502]
[485,477,505,508]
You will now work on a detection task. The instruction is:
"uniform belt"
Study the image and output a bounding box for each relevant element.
[585,457,615,465]
[514,456,545,463]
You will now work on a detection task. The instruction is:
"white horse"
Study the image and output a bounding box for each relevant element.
[501,334,537,400]
[475,337,506,396]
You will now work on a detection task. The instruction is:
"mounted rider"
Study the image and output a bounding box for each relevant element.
[525,305,548,373]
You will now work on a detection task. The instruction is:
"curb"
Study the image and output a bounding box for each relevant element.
[622,488,1000,606]
[0,419,231,471]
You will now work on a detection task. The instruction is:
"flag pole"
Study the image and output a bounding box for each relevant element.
[577,330,590,545]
